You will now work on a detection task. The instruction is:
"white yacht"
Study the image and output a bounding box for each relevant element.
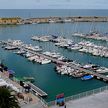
[31,36,40,41]
[72,32,85,37]
[4,46,18,50]
[25,52,33,58]
[43,51,51,56]
[96,67,108,73]
[83,64,93,69]
[24,44,42,52]
[12,40,23,46]
[63,19,72,23]
[43,51,64,59]
[32,46,42,52]
[7,39,23,46]
[27,55,38,61]
[40,59,51,64]
[15,50,26,55]
[70,44,82,50]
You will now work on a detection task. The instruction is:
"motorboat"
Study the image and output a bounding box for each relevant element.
[96,67,108,73]
[81,75,93,80]
[4,46,18,50]
[15,50,26,55]
[40,59,51,64]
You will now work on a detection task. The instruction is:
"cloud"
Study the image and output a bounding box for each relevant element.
[0,0,108,9]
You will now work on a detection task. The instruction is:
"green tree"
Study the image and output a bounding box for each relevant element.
[0,87,20,108]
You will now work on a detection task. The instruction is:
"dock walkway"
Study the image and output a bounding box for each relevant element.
[27,82,48,97]
[2,41,108,82]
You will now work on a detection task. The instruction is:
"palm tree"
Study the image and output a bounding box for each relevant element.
[0,87,20,108]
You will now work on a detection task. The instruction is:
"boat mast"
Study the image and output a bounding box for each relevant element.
[74,22,78,34]
[89,21,94,33]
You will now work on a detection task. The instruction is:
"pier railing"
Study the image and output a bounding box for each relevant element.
[40,97,49,108]
[46,86,108,107]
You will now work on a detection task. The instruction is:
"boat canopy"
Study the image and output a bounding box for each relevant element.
[56,98,64,103]
[82,75,93,80]
[51,35,58,39]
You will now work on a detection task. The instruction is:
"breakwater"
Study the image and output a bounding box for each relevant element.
[0,16,108,25]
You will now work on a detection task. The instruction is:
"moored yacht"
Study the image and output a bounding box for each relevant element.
[96,67,108,73]
[14,50,26,55]
[4,46,18,50]
[81,75,93,80]
[72,32,85,37]
[24,52,34,58]
[40,58,51,64]
[24,44,42,52]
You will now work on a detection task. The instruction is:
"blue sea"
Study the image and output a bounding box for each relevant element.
[0,9,108,18]
[0,9,108,102]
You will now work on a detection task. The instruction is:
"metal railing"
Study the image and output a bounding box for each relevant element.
[40,97,49,108]
[46,86,108,107]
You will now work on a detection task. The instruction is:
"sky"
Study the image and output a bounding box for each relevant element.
[0,0,108,9]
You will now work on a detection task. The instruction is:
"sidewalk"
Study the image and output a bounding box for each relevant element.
[51,90,108,108]
[0,71,45,108]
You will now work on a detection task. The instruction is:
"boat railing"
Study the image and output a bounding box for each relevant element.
[46,86,108,107]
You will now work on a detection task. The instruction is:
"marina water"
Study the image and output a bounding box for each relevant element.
[0,9,108,102]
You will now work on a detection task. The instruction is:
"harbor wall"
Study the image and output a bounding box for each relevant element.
[0,17,22,24]
[0,16,108,25]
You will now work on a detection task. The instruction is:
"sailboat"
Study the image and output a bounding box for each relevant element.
[72,22,85,37]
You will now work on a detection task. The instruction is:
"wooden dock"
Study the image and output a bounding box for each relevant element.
[2,41,108,82]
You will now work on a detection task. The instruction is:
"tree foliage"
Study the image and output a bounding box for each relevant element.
[0,87,20,108]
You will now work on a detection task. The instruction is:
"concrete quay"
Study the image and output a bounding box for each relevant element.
[50,90,108,108]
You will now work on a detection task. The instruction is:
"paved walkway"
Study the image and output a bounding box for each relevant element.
[0,71,44,108]
[21,101,45,108]
[51,90,108,108]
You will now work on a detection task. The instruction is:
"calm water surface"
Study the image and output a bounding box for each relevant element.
[0,9,108,101]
